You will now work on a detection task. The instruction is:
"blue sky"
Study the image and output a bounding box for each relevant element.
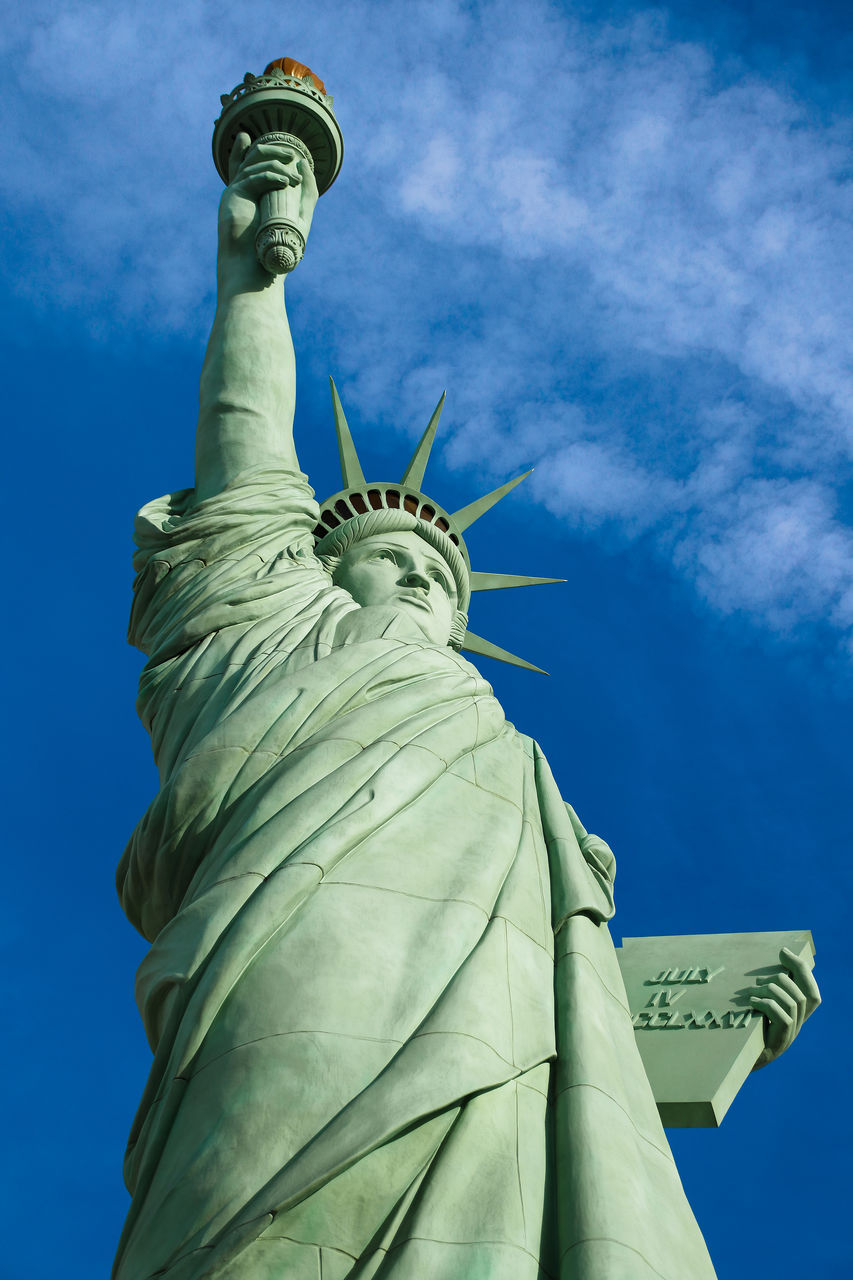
[1,2,850,1276]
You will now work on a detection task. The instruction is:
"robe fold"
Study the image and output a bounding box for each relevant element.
[114,468,716,1280]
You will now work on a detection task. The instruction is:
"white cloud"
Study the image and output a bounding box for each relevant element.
[674,479,853,641]
[535,441,675,535]
[3,0,853,651]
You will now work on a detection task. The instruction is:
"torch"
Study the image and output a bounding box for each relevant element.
[212,57,343,274]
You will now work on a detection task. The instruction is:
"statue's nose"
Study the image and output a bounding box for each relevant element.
[404,568,430,591]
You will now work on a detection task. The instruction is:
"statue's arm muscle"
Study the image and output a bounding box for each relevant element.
[194,136,318,502]
[195,267,297,501]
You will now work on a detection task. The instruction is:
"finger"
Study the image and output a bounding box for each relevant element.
[749,974,803,998]
[232,162,301,197]
[228,131,252,183]
[298,157,319,199]
[749,995,794,1031]
[749,995,795,1057]
[235,160,299,181]
[780,947,821,1015]
[245,139,304,166]
[756,980,805,1034]
[750,966,813,1006]
[768,972,808,1032]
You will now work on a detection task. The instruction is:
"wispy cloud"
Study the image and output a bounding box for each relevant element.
[4,0,853,650]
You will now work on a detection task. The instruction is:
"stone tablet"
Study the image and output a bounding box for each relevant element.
[616,930,815,1126]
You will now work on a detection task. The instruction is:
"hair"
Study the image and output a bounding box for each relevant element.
[315,508,470,649]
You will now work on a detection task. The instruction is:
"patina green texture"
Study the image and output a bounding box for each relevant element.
[617,931,815,1126]
[113,65,818,1280]
[212,60,343,276]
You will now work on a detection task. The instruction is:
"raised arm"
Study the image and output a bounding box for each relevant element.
[194,134,319,502]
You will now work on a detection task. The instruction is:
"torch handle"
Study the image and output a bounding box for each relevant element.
[251,132,315,275]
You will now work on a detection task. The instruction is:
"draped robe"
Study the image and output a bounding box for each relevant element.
[114,468,717,1280]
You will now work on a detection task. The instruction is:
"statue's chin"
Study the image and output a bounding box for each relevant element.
[391,604,446,646]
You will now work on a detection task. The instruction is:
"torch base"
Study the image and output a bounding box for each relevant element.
[213,81,343,194]
[255,220,306,275]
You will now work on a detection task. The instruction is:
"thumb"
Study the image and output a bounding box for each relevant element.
[228,131,252,183]
[299,156,319,200]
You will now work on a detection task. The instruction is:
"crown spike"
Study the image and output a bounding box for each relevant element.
[462,630,547,675]
[329,377,365,488]
[470,572,564,592]
[400,391,445,489]
[451,470,532,532]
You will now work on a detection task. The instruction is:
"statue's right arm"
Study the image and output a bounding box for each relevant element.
[194,134,320,503]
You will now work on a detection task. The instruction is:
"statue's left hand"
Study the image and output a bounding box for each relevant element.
[749,946,820,1069]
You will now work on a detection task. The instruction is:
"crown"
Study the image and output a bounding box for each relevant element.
[314,380,563,673]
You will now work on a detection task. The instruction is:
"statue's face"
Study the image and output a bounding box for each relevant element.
[334,530,459,645]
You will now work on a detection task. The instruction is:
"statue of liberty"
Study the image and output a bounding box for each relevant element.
[113,62,818,1280]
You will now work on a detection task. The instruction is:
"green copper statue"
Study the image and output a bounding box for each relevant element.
[113,62,819,1280]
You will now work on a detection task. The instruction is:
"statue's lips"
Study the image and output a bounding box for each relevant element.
[397,593,432,613]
